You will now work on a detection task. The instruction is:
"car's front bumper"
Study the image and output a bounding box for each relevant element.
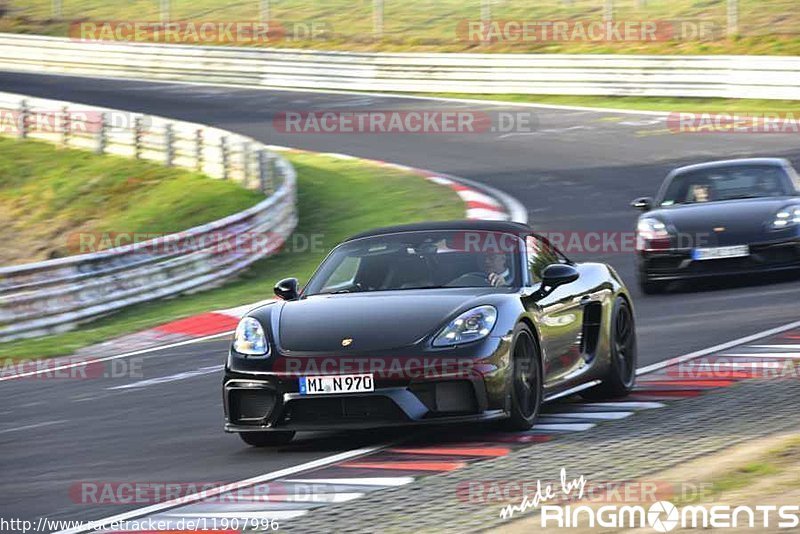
[638,237,800,281]
[223,378,506,432]
[223,336,512,432]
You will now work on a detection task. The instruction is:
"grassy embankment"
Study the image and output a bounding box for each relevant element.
[0,138,464,359]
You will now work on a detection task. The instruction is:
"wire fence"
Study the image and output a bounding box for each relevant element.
[3,0,798,43]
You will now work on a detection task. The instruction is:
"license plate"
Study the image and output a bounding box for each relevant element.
[299,374,374,395]
[692,245,750,261]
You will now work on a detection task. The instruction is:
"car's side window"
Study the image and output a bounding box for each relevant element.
[320,256,361,292]
[790,168,800,193]
[526,235,561,284]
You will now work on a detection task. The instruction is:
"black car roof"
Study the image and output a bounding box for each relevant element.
[345,220,532,241]
[671,158,792,176]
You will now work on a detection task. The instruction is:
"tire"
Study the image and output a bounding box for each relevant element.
[583,297,637,400]
[239,431,295,447]
[501,323,543,431]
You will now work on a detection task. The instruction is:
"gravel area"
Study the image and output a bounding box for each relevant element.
[280,379,800,533]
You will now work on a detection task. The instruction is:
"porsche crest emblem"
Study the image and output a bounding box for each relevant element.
[341,338,353,347]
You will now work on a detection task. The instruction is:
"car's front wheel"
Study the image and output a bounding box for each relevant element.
[584,296,637,399]
[239,431,295,447]
[502,323,543,431]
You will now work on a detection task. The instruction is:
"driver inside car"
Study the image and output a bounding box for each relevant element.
[444,251,512,287]
[483,252,511,287]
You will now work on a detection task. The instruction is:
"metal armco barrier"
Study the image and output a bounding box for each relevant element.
[0,91,297,342]
[0,33,799,99]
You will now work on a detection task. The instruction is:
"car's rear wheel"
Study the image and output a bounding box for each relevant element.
[502,323,543,431]
[583,297,637,399]
[239,431,295,447]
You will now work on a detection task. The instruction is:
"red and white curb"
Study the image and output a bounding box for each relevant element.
[54,323,800,533]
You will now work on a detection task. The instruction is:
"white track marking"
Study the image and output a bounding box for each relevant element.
[52,445,388,534]
[541,412,633,421]
[636,320,800,375]
[426,176,455,186]
[679,361,784,368]
[0,331,233,383]
[320,152,357,160]
[226,491,365,503]
[532,423,596,432]
[577,401,665,410]
[456,190,502,206]
[747,345,800,350]
[0,420,67,435]
[161,510,308,520]
[282,477,414,487]
[466,207,509,220]
[107,365,223,390]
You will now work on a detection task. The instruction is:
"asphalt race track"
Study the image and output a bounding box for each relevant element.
[2,71,800,527]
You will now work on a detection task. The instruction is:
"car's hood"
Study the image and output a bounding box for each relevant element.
[277,288,503,352]
[649,197,798,244]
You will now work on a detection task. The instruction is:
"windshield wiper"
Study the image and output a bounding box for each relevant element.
[314,288,357,296]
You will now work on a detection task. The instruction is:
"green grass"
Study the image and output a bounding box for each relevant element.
[415,94,800,114]
[3,0,800,55]
[0,151,464,360]
[675,436,800,505]
[702,462,781,498]
[0,136,261,264]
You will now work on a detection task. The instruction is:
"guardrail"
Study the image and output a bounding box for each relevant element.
[0,33,799,99]
[0,91,297,342]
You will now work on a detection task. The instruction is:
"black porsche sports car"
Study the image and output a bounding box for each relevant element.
[632,158,800,294]
[224,221,636,446]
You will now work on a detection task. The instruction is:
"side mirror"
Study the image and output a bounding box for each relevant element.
[631,197,654,212]
[541,264,579,290]
[274,277,299,300]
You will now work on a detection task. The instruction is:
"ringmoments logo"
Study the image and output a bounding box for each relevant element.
[539,500,800,530]
[499,469,800,531]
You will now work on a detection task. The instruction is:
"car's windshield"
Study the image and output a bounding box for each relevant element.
[304,230,523,295]
[660,165,794,206]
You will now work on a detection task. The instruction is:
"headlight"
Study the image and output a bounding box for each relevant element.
[636,218,671,251]
[432,305,497,347]
[233,317,269,356]
[770,206,800,230]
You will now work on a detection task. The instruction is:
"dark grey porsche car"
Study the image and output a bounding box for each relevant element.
[224,221,636,446]
[633,158,800,293]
